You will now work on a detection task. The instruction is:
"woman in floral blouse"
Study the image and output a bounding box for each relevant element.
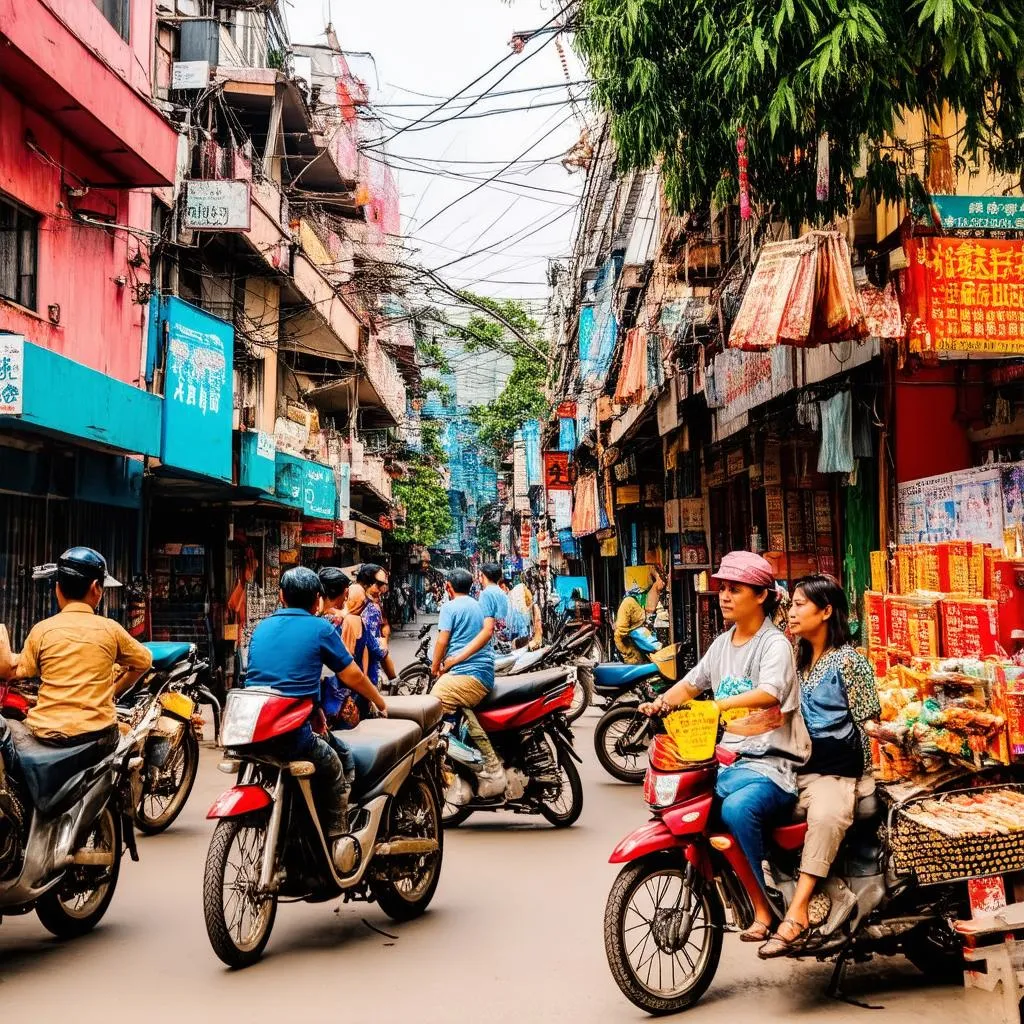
[759,574,880,958]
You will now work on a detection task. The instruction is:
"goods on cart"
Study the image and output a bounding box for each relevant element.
[891,786,1024,885]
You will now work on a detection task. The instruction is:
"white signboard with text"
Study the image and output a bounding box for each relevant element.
[184,180,252,232]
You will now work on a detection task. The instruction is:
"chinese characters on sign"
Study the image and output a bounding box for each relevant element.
[0,336,24,415]
[161,298,233,481]
[931,195,1024,232]
[543,451,572,491]
[908,237,1024,355]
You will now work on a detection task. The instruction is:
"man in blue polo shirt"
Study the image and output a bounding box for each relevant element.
[246,567,387,844]
[431,567,504,797]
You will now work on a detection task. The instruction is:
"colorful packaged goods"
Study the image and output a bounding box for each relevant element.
[885,594,940,659]
[989,559,1024,652]
[915,545,940,592]
[936,541,970,594]
[870,550,888,594]
[862,591,887,651]
[939,598,1001,659]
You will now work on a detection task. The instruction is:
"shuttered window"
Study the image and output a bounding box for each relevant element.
[0,194,38,311]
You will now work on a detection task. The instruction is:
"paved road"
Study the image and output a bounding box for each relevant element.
[0,631,1003,1023]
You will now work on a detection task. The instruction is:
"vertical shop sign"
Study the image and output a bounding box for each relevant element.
[0,335,24,415]
[302,461,336,519]
[543,451,572,491]
[160,297,233,481]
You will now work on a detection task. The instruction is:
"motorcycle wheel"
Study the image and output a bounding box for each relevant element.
[594,705,653,784]
[36,807,121,939]
[538,749,584,828]
[203,813,277,968]
[371,776,443,921]
[902,918,966,978]
[605,857,724,1015]
[135,729,200,835]
[394,665,431,697]
[567,666,594,723]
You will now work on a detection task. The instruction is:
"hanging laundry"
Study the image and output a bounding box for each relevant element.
[614,326,649,404]
[571,472,600,536]
[818,390,854,474]
[557,416,577,452]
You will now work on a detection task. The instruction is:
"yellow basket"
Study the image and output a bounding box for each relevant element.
[159,691,195,723]
[650,643,680,682]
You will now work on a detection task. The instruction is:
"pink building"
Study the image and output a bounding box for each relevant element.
[0,0,178,382]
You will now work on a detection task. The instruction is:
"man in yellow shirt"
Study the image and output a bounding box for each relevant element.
[0,547,152,752]
[613,568,664,664]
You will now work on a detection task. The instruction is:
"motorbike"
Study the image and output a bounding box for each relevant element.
[204,691,446,968]
[603,705,970,1015]
[592,632,678,783]
[118,642,216,834]
[387,623,434,696]
[0,695,160,938]
[440,666,584,829]
[5,640,215,835]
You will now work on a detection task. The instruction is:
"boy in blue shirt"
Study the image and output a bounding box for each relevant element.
[431,567,505,797]
[246,567,386,848]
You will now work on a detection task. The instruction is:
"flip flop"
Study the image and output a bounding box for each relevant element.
[757,918,811,959]
[738,920,772,942]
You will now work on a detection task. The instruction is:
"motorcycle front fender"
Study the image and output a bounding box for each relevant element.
[207,784,272,820]
[610,819,676,864]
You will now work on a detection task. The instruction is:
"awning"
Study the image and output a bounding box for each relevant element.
[0,336,161,457]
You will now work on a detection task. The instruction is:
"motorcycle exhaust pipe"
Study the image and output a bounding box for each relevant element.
[68,848,116,867]
[374,838,440,856]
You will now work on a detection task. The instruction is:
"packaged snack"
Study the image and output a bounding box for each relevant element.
[939,598,1001,659]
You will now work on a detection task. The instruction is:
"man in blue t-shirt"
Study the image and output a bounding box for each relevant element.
[430,567,505,797]
[246,567,386,846]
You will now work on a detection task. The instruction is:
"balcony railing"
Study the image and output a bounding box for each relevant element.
[363,335,407,425]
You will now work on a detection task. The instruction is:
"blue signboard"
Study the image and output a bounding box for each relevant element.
[159,297,233,482]
[239,431,276,495]
[274,452,337,518]
[303,461,336,519]
[932,194,1024,232]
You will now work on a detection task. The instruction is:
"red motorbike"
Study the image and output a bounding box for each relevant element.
[604,709,970,1015]
[204,692,446,968]
[440,667,583,828]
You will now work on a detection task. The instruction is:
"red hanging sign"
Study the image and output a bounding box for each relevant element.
[544,451,572,491]
[556,400,577,419]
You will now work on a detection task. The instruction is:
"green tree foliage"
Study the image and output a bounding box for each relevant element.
[392,421,453,547]
[575,0,1024,225]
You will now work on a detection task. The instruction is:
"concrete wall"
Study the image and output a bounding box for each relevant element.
[0,82,152,384]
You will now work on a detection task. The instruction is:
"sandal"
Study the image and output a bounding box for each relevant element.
[757,918,811,959]
[738,920,772,942]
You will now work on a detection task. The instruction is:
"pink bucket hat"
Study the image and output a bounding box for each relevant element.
[712,550,776,588]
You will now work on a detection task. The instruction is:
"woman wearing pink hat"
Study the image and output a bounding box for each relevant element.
[640,550,810,942]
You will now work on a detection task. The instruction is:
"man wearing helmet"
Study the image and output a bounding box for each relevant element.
[0,547,153,753]
[245,566,387,845]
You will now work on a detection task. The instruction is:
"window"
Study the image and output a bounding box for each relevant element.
[93,0,130,42]
[0,195,39,311]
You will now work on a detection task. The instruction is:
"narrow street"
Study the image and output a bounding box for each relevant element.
[0,633,996,1024]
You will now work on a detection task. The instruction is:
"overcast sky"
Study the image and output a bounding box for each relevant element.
[287,0,588,400]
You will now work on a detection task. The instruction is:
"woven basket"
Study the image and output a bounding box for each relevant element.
[891,789,1024,886]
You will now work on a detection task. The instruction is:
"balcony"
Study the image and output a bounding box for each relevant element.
[350,444,392,505]
[0,0,177,186]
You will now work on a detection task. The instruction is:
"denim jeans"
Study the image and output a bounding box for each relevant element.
[715,765,797,892]
[271,723,349,836]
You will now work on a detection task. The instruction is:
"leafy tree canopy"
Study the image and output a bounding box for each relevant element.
[575,0,1024,225]
[392,420,453,547]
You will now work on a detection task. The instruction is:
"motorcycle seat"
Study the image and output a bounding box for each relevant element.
[145,641,194,671]
[771,822,808,852]
[593,662,659,689]
[336,719,421,798]
[478,668,571,709]
[495,654,518,674]
[386,695,443,733]
[5,720,111,814]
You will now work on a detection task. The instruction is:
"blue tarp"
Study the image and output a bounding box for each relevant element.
[557,417,577,452]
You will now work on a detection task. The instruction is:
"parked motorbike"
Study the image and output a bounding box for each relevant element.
[0,702,154,938]
[118,642,215,834]
[592,634,677,783]
[603,706,968,1015]
[204,691,446,968]
[440,666,583,829]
